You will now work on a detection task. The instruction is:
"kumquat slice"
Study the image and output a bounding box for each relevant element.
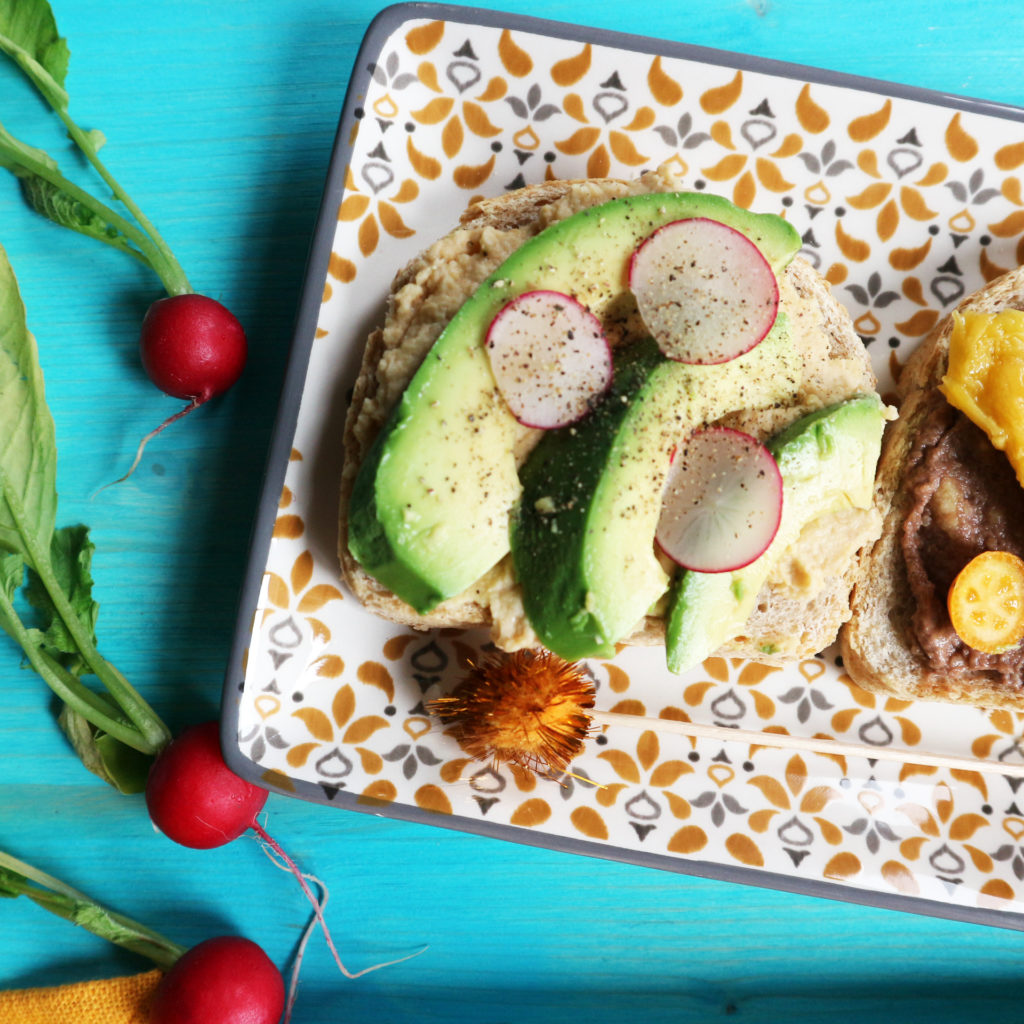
[947,551,1024,654]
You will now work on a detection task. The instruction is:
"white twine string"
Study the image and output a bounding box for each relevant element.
[253,821,427,1022]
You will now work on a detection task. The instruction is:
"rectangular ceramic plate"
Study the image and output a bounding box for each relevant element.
[222,2,1024,929]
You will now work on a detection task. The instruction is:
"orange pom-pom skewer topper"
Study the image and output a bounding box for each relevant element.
[428,649,596,776]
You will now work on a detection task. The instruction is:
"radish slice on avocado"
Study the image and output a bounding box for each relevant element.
[629,217,779,364]
[486,290,613,429]
[656,426,783,572]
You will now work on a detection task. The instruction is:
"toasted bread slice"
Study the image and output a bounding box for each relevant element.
[339,169,881,661]
[840,266,1024,708]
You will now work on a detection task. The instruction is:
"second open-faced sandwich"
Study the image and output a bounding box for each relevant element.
[840,266,1024,709]
[339,165,891,674]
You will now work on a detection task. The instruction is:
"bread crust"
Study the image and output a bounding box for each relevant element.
[339,172,882,661]
[840,265,1024,709]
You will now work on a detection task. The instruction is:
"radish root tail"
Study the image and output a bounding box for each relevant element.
[96,396,205,492]
[251,820,426,1005]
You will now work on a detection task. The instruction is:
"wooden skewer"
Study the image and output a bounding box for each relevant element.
[430,649,1024,782]
[591,708,1024,779]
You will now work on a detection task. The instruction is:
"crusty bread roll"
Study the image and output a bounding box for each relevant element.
[339,168,883,662]
[840,266,1024,708]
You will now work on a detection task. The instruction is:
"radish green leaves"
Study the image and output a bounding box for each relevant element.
[0,0,190,295]
[0,0,69,107]
[0,847,186,968]
[0,243,171,790]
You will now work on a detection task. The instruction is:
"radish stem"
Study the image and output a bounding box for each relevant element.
[0,27,191,297]
[0,126,172,279]
[0,849,187,969]
[53,111,192,297]
[0,589,152,752]
[0,469,170,753]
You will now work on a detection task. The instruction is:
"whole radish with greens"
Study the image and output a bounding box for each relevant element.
[2,245,424,993]
[0,0,247,479]
[0,8,423,1013]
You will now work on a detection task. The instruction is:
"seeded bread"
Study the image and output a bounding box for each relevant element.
[339,170,882,663]
[840,266,1024,708]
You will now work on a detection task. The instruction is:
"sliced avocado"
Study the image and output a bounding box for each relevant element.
[510,316,802,661]
[664,394,887,674]
[347,191,801,613]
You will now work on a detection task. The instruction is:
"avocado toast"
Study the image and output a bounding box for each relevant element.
[339,166,888,671]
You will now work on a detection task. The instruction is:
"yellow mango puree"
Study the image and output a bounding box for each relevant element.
[939,308,1024,488]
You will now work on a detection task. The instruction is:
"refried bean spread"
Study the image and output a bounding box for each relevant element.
[902,400,1024,685]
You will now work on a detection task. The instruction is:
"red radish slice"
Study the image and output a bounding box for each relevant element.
[656,426,782,572]
[486,290,613,428]
[629,217,779,364]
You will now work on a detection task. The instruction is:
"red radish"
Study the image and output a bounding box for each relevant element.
[150,935,285,1024]
[629,217,779,364]
[146,720,267,849]
[141,293,248,400]
[111,294,248,483]
[485,290,613,428]
[656,426,782,572]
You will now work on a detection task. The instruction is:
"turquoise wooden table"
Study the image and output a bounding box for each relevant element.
[4,1,1024,1020]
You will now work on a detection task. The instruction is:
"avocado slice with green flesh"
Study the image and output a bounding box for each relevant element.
[664,394,887,674]
[347,191,802,614]
[510,316,802,661]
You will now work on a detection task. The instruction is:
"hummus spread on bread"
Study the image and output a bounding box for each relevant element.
[341,166,882,657]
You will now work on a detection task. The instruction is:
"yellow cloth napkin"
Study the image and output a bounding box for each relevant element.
[0,969,162,1023]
